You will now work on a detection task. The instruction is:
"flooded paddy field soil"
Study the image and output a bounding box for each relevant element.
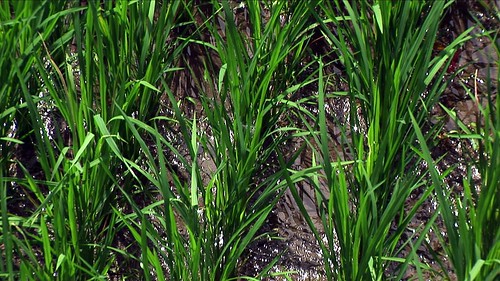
[239,1,499,280]
[4,0,498,280]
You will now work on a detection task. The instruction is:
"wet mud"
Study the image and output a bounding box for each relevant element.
[5,0,498,280]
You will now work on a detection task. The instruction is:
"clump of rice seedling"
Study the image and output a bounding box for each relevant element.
[285,0,475,279]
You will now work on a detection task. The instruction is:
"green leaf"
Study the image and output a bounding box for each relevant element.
[470,259,485,280]
[0,137,23,144]
[372,3,383,34]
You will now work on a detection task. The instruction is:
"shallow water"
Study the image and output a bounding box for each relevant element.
[240,1,499,279]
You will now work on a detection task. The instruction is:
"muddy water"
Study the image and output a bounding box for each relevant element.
[439,1,499,131]
[7,1,497,279]
[238,2,499,280]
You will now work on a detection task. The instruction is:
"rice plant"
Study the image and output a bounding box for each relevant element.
[196,1,315,277]
[423,15,500,279]
[285,0,476,280]
[1,0,190,279]
[0,2,77,279]
[112,1,319,279]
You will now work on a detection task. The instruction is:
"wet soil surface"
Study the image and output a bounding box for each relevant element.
[5,0,498,280]
[238,1,499,280]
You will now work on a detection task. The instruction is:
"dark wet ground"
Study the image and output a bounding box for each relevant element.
[5,0,499,280]
[238,1,499,280]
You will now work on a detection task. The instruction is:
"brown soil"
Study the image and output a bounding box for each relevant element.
[5,0,498,280]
